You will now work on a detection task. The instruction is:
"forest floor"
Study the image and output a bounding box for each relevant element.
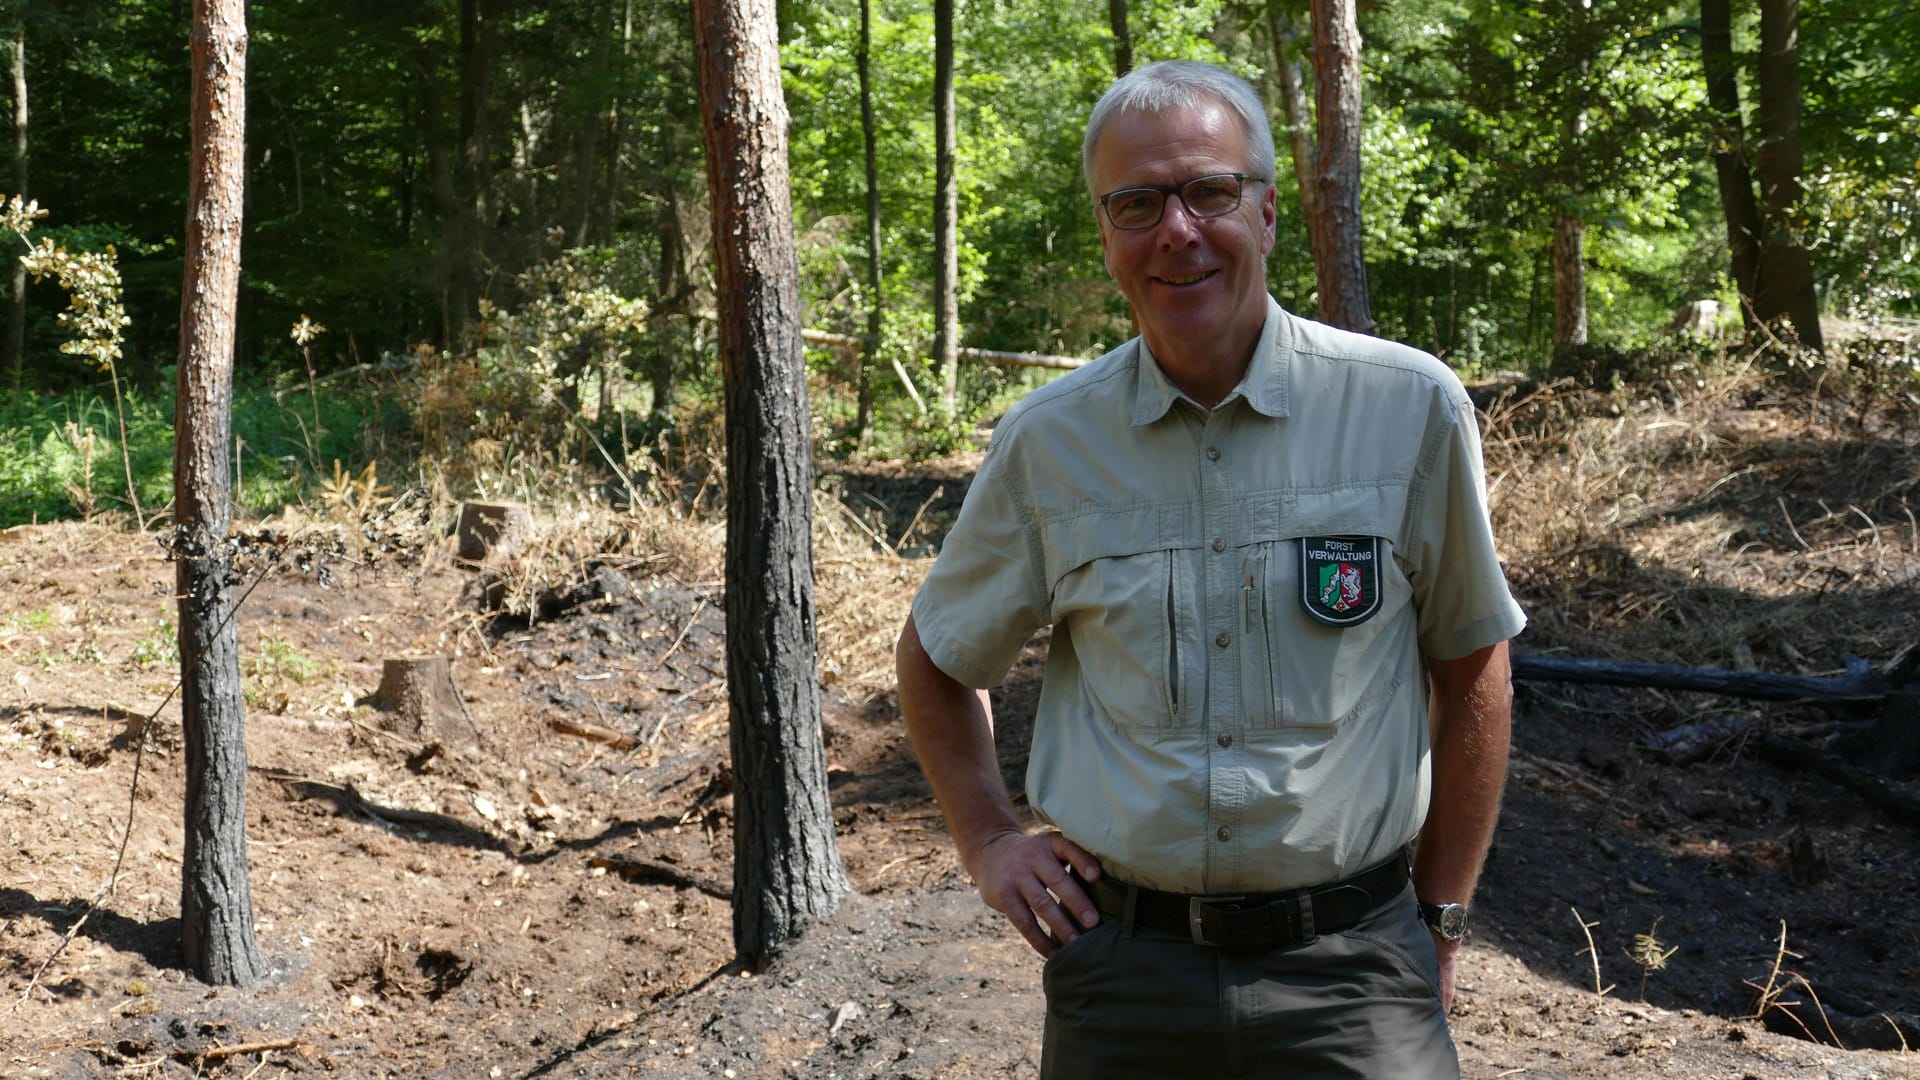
[6,354,1920,1078]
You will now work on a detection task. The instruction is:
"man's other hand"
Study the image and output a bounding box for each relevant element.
[968,829,1104,958]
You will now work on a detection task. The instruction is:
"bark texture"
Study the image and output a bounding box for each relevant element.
[1551,211,1589,352]
[932,0,960,412]
[176,0,263,987]
[1753,0,1823,350]
[1701,0,1763,327]
[692,0,849,969]
[1307,0,1374,333]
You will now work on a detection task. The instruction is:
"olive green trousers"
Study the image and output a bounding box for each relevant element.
[1039,884,1459,1079]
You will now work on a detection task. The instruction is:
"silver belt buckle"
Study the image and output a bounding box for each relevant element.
[1187,895,1244,947]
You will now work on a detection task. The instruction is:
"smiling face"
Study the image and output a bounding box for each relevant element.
[1091,100,1277,406]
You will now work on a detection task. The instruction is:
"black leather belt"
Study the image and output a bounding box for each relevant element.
[1082,848,1410,951]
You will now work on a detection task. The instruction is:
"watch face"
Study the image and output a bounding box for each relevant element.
[1423,902,1469,940]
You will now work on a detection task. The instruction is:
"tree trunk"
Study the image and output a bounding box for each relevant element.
[1265,5,1316,224]
[1551,0,1591,360]
[932,0,960,414]
[176,0,263,987]
[1700,0,1762,328]
[1551,210,1588,353]
[855,0,881,450]
[444,0,494,342]
[1753,0,1823,351]
[1108,0,1132,77]
[691,0,849,969]
[1307,0,1373,333]
[6,27,25,396]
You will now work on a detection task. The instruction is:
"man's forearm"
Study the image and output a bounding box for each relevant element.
[1414,641,1513,907]
[895,614,1024,868]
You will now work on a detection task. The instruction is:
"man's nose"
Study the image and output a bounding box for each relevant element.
[1156,196,1204,248]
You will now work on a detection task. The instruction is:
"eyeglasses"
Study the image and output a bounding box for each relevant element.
[1097,172,1265,231]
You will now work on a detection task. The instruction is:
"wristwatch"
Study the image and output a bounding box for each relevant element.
[1418,901,1470,941]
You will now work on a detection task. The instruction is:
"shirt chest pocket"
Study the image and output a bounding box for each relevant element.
[1240,494,1416,731]
[1042,509,1196,733]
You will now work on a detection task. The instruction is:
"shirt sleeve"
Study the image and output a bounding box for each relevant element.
[1406,396,1528,661]
[909,436,1051,688]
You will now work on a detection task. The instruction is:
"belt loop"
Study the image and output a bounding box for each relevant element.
[1122,882,1140,939]
[1298,890,1316,940]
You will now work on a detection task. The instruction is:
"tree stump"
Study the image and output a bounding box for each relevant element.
[455,501,530,562]
[374,656,474,745]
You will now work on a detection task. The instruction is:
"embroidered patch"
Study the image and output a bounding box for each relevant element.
[1298,536,1383,627]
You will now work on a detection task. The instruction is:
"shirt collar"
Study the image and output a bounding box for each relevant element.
[1129,296,1293,426]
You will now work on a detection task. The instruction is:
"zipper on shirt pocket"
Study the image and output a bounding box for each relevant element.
[1259,545,1282,726]
[1164,549,1180,718]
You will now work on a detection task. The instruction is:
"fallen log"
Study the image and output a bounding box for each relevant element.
[1511,652,1886,704]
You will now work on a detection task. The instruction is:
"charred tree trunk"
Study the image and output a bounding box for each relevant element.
[855,0,881,450]
[932,0,960,414]
[1307,0,1373,333]
[176,0,263,987]
[1753,0,1823,351]
[1700,0,1763,328]
[692,0,849,968]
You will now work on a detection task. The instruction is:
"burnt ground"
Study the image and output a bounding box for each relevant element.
[5,366,1920,1078]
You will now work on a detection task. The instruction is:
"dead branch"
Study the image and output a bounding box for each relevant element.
[1513,652,1888,704]
[549,717,640,750]
[589,855,732,900]
[184,1038,300,1065]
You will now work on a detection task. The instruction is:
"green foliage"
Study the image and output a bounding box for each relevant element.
[401,245,652,499]
[10,0,1911,473]
[0,375,402,527]
[131,618,178,669]
[247,632,322,684]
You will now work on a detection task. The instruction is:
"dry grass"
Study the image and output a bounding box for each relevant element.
[1482,361,1920,675]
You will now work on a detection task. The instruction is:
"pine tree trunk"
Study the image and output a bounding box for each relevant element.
[1307,0,1373,333]
[176,0,263,987]
[1753,0,1823,351]
[692,0,849,969]
[932,0,960,413]
[1700,0,1762,328]
[855,0,881,450]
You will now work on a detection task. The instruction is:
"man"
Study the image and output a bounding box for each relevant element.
[896,59,1524,1077]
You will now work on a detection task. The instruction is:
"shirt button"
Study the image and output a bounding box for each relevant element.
[1206,447,1221,461]
[1216,827,1232,842]
[1215,631,1231,648]
[1216,732,1233,748]
[1211,537,1226,553]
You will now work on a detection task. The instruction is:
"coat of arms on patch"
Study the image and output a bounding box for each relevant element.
[1298,535,1383,626]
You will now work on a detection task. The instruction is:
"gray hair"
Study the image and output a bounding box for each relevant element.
[1082,60,1276,199]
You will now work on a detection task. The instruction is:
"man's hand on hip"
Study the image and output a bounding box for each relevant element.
[968,829,1104,958]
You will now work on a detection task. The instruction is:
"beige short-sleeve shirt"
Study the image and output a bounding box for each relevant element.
[911,298,1526,894]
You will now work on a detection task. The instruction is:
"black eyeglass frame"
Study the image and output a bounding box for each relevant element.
[1096,172,1268,231]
